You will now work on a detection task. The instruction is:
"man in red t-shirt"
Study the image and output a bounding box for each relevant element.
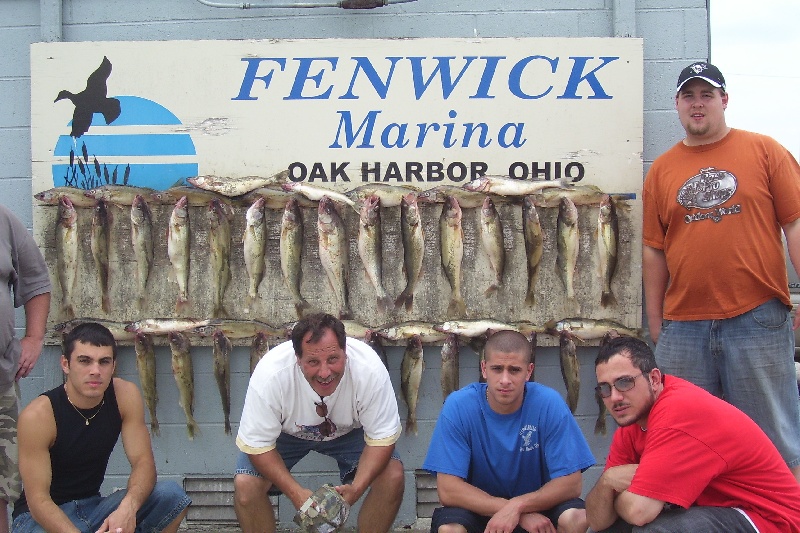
[586,336,800,533]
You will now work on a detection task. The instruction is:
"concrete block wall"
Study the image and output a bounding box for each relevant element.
[2,0,709,527]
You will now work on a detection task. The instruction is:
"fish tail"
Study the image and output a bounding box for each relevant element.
[101,293,111,314]
[224,417,232,436]
[175,297,190,315]
[601,290,617,308]
[294,298,311,319]
[484,283,499,298]
[62,302,76,320]
[524,290,536,306]
[394,288,414,312]
[594,416,607,436]
[406,415,418,436]
[187,418,200,440]
[377,295,394,314]
[448,296,466,316]
[151,419,161,437]
[339,306,353,320]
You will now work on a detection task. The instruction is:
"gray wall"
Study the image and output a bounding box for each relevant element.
[4,0,708,528]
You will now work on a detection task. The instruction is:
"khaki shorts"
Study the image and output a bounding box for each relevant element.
[0,384,20,503]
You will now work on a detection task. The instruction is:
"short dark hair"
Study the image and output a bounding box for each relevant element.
[63,322,117,361]
[291,313,346,357]
[595,336,656,374]
[484,330,531,365]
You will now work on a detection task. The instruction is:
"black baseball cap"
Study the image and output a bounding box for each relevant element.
[676,61,726,92]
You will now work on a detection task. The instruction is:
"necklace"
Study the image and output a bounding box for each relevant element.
[64,387,104,426]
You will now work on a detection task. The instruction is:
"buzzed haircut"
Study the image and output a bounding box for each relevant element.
[291,312,346,357]
[595,335,657,375]
[63,322,117,361]
[484,330,531,365]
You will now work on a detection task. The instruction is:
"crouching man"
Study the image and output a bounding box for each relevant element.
[12,322,191,533]
[586,336,800,532]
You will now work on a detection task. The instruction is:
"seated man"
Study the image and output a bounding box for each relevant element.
[234,312,404,533]
[12,322,191,533]
[586,336,800,532]
[423,330,594,533]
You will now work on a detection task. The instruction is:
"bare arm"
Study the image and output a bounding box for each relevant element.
[335,443,394,506]
[95,379,157,533]
[16,291,50,380]
[438,471,582,531]
[586,464,636,531]
[783,219,800,330]
[250,449,312,510]
[18,396,81,533]
[643,245,669,343]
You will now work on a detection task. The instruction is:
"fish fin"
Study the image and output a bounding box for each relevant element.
[406,415,418,436]
[394,289,414,312]
[187,419,200,440]
[447,297,466,316]
[594,416,607,436]
[294,299,311,319]
[484,284,499,298]
[151,420,161,437]
[377,295,394,315]
[524,290,536,306]
[601,291,617,308]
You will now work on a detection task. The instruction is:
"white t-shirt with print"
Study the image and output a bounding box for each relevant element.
[236,337,401,455]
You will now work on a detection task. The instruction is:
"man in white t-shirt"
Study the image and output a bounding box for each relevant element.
[234,312,404,533]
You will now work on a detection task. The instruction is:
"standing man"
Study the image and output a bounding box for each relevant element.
[12,322,191,532]
[0,204,51,533]
[642,61,800,478]
[587,336,800,532]
[423,330,594,533]
[234,312,404,533]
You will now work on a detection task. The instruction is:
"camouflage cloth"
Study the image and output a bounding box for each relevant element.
[0,384,20,503]
[293,484,350,533]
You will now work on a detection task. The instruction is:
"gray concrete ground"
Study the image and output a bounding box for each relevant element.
[178,520,432,532]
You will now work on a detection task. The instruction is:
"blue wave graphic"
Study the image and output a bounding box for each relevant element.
[53,163,199,190]
[55,134,197,157]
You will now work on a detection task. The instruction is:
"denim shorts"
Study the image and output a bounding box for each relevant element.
[656,297,800,468]
[430,498,584,533]
[596,505,756,533]
[11,481,191,533]
[235,427,401,493]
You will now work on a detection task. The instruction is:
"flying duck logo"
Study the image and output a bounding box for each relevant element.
[52,57,198,190]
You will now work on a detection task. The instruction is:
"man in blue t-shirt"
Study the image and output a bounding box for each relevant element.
[423,330,594,533]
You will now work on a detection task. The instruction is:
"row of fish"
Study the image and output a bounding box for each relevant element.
[55,316,636,439]
[39,174,628,321]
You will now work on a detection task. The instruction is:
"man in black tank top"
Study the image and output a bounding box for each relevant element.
[10,322,190,532]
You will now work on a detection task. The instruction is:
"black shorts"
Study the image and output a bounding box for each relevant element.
[429,497,585,533]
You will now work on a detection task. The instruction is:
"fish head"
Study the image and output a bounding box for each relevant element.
[58,196,77,224]
[522,195,540,221]
[359,195,381,225]
[168,331,190,350]
[408,334,423,352]
[317,196,336,223]
[481,195,497,217]
[282,197,301,224]
[186,176,203,188]
[246,197,266,224]
[280,182,296,193]
[463,177,489,192]
[599,194,614,221]
[442,196,462,223]
[34,190,50,203]
[558,197,578,224]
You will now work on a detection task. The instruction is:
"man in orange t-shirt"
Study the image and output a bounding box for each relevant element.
[642,61,800,480]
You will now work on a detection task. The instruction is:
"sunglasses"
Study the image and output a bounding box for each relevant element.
[595,372,645,398]
[315,398,337,437]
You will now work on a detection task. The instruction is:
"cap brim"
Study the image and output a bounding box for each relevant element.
[676,75,724,92]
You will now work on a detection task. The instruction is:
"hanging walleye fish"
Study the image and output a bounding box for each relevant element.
[134,333,159,436]
[318,196,352,320]
[597,194,619,307]
[243,197,267,312]
[130,195,154,310]
[212,330,233,435]
[280,198,310,319]
[395,193,425,312]
[440,333,459,401]
[357,195,393,314]
[250,331,270,376]
[439,196,465,316]
[167,196,191,313]
[55,196,79,319]
[522,196,544,306]
[556,196,580,311]
[401,335,424,435]
[168,331,199,439]
[90,199,112,313]
[479,196,505,297]
[559,330,580,414]
[208,198,232,318]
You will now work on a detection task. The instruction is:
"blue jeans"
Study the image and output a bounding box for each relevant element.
[235,428,401,494]
[597,505,756,532]
[656,298,800,468]
[11,481,191,533]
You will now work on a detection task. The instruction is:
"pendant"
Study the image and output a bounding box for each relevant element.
[85,419,89,426]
